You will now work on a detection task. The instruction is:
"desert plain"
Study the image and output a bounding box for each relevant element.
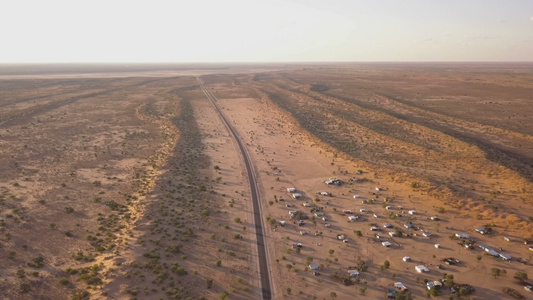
[0,62,533,300]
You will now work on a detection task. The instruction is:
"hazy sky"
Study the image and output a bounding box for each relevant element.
[2,0,533,62]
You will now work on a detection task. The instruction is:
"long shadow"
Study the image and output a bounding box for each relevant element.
[329,89,533,182]
[260,82,533,202]
[105,81,257,299]
[0,77,166,128]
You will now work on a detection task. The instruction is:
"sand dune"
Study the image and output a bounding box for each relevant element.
[0,63,532,299]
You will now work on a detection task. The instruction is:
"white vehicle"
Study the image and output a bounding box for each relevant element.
[395,282,408,291]
[415,265,429,273]
[337,234,348,243]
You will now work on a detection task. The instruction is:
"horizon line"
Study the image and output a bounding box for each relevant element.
[1,60,533,65]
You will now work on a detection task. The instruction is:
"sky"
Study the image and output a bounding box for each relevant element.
[1,0,533,63]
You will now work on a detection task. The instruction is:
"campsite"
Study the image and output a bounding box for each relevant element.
[0,63,532,299]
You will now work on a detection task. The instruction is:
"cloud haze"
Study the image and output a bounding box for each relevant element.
[1,0,532,62]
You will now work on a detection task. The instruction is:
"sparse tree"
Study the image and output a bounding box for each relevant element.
[383,260,390,269]
[514,271,528,282]
[491,268,501,278]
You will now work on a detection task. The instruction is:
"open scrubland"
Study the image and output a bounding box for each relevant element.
[0,63,532,300]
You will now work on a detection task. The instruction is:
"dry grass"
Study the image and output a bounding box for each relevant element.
[0,63,532,299]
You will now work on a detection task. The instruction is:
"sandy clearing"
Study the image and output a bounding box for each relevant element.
[207,78,533,299]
